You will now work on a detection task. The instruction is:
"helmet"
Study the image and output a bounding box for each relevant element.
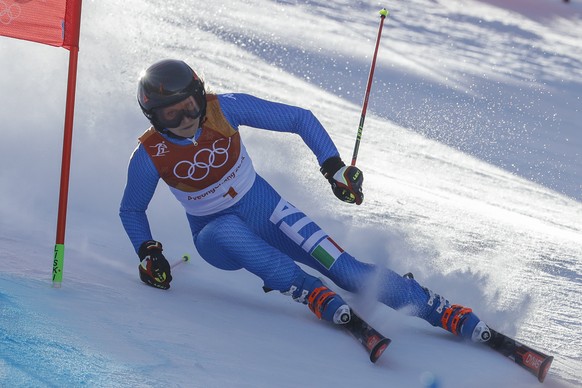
[137,59,206,131]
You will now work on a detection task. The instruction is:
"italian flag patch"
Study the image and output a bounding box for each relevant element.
[311,237,344,270]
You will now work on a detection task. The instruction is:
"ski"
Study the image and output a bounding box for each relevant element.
[484,328,553,383]
[343,311,391,363]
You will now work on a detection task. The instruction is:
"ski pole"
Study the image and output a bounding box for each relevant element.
[171,254,191,269]
[351,8,389,166]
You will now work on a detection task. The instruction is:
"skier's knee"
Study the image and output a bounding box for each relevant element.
[195,219,243,271]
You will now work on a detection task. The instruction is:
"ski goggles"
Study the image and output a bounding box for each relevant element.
[153,97,202,129]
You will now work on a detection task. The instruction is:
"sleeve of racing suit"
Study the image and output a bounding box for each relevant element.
[119,144,160,253]
[218,93,340,166]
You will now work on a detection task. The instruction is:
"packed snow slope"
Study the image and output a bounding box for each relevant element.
[1,0,581,387]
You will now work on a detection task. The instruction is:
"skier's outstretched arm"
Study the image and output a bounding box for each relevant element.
[220,93,363,204]
[120,146,173,289]
[119,145,158,250]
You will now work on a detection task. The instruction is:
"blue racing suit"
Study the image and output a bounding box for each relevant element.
[120,93,482,337]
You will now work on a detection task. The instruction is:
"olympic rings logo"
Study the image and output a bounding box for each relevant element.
[0,1,22,25]
[173,138,232,181]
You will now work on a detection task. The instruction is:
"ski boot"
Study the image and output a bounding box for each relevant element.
[440,304,491,342]
[404,272,491,342]
[284,274,351,324]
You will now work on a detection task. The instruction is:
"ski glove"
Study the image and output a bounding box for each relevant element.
[138,240,173,290]
[320,156,364,205]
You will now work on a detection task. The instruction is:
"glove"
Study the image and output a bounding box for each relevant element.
[138,240,172,290]
[320,156,364,205]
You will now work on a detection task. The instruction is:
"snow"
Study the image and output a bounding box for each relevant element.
[1,0,581,387]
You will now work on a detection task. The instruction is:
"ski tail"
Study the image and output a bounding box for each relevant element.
[486,329,553,383]
[343,312,391,363]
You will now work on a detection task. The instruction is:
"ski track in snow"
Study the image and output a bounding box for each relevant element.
[1,0,581,387]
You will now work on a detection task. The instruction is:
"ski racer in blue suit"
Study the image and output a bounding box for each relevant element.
[120,59,491,341]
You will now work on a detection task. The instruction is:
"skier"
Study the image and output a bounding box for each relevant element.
[120,59,491,342]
